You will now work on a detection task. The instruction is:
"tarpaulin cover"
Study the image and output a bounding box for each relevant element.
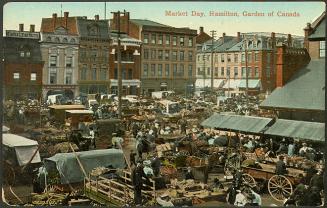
[264,119,325,141]
[201,114,273,133]
[3,134,41,166]
[44,149,126,184]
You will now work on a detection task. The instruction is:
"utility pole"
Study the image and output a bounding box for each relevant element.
[111,11,122,119]
[210,30,216,92]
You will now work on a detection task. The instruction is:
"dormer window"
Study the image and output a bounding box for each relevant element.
[89,25,99,36]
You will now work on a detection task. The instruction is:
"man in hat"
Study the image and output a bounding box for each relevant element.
[287,140,295,157]
[276,138,288,155]
[309,168,324,192]
[131,160,146,205]
[129,150,137,167]
[185,167,194,180]
[275,155,287,175]
[299,143,308,157]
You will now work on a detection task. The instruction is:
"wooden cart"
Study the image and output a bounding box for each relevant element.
[241,163,304,202]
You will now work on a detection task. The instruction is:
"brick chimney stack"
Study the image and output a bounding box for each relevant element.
[64,12,69,28]
[30,24,35,32]
[52,13,57,30]
[19,24,24,32]
[304,23,313,51]
[199,26,204,33]
[237,32,241,42]
[222,32,226,43]
[271,32,276,48]
[95,14,99,21]
[287,34,292,47]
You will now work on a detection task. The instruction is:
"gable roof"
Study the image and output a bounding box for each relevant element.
[260,59,325,111]
[130,19,171,28]
[309,18,325,40]
[196,31,212,44]
[76,18,109,38]
[41,17,78,35]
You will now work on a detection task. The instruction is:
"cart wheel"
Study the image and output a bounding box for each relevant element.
[242,173,256,188]
[268,175,293,202]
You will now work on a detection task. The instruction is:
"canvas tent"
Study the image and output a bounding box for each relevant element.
[2,133,41,166]
[43,149,126,184]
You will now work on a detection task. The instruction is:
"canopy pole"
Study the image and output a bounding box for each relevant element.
[69,143,88,179]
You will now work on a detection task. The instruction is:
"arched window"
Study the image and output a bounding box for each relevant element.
[46,36,52,42]
[62,38,68,43]
[257,40,262,48]
[54,37,60,42]
[70,38,76,43]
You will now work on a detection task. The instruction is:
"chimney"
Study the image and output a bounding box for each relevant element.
[237,32,241,42]
[30,24,35,32]
[287,34,292,47]
[64,12,69,28]
[222,32,226,43]
[95,14,99,21]
[19,24,24,32]
[52,13,57,30]
[304,23,313,51]
[199,26,204,33]
[271,32,276,48]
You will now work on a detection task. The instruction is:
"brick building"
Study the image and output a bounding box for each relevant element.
[196,26,212,44]
[110,12,197,95]
[109,32,142,95]
[3,24,44,100]
[76,15,111,95]
[40,12,79,99]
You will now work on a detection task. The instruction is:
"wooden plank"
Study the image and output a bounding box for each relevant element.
[97,182,125,195]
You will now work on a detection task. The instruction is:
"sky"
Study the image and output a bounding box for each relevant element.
[3,1,325,36]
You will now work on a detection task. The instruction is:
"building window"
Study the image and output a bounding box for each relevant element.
[143,64,148,77]
[214,67,218,76]
[207,67,210,75]
[172,51,177,61]
[151,34,156,44]
[122,68,127,79]
[65,70,73,84]
[100,68,107,80]
[165,35,170,45]
[234,67,238,77]
[158,35,163,44]
[81,66,87,80]
[92,68,97,80]
[158,50,163,60]
[165,64,170,77]
[180,37,185,46]
[241,67,246,78]
[50,56,57,67]
[197,68,202,76]
[114,68,118,79]
[248,67,252,78]
[234,54,238,62]
[227,67,231,77]
[266,67,270,78]
[198,55,200,61]
[31,73,36,81]
[320,41,325,57]
[144,49,149,59]
[151,64,156,76]
[49,68,57,84]
[173,36,177,46]
[158,64,163,77]
[128,69,133,79]
[91,49,97,62]
[188,65,193,76]
[104,50,109,62]
[13,72,20,80]
[173,64,177,76]
[221,54,225,62]
[255,52,259,62]
[220,67,224,76]
[188,51,193,61]
[267,53,271,64]
[165,50,170,60]
[80,49,87,59]
[20,51,25,57]
[143,34,149,44]
[179,51,184,61]
[26,51,31,57]
[227,54,231,62]
[202,54,206,61]
[66,56,73,67]
[207,54,210,61]
[247,52,252,63]
[188,37,193,47]
[180,64,184,77]
[241,53,245,63]
[151,49,156,59]
[254,67,259,78]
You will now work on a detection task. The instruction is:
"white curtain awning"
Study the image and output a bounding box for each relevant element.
[110,79,140,87]
[222,79,241,89]
[195,79,225,88]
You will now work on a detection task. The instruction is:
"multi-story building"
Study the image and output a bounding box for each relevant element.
[40,12,79,99]
[76,15,110,95]
[196,32,305,94]
[4,24,44,100]
[110,12,197,95]
[109,32,142,95]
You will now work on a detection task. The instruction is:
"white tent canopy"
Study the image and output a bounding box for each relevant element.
[195,79,225,89]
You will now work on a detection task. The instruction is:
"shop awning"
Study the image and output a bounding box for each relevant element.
[222,79,241,89]
[239,79,262,89]
[201,113,273,133]
[264,119,325,141]
[195,79,225,88]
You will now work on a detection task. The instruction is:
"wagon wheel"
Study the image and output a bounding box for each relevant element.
[268,175,293,202]
[242,173,256,188]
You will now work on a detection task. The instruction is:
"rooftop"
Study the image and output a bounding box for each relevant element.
[130,19,172,28]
